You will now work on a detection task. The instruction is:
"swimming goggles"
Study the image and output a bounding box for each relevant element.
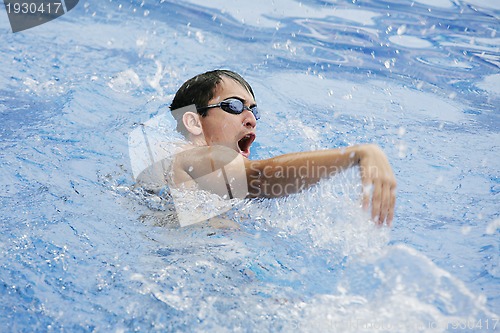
[197,98,260,120]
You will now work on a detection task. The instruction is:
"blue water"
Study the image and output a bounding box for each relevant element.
[1,0,499,331]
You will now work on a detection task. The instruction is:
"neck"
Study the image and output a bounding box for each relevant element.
[189,134,208,147]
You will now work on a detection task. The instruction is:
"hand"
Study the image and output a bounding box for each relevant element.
[358,144,397,226]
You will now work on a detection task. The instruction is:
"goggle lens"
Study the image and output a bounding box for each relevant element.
[220,99,260,120]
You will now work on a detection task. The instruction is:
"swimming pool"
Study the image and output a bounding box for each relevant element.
[1,0,498,331]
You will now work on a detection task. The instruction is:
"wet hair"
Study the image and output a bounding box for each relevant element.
[169,69,255,134]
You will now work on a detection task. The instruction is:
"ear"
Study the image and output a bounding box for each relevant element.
[182,112,203,136]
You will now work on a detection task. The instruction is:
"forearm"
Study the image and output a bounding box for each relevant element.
[246,146,363,198]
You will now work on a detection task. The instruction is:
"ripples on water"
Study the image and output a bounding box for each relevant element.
[0,0,498,331]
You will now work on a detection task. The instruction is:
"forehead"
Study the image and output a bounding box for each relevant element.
[210,77,255,103]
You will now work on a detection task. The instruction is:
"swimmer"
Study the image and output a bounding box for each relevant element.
[165,70,396,226]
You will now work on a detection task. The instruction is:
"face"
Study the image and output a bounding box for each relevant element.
[199,77,257,158]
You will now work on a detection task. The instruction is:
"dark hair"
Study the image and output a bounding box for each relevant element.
[169,69,255,134]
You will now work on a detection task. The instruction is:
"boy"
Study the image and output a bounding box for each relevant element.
[165,69,396,226]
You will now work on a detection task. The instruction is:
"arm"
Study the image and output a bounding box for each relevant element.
[172,144,396,225]
[245,144,396,225]
[245,146,362,197]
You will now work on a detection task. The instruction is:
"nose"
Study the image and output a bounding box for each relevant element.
[242,110,257,128]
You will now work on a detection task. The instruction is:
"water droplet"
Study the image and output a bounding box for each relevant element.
[486,218,500,235]
[195,31,205,43]
[462,226,472,235]
[397,24,407,35]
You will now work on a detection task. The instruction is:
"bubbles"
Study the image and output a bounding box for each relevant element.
[136,37,146,47]
[485,218,500,235]
[476,74,500,95]
[108,69,141,93]
[249,168,388,256]
[389,35,433,49]
[195,31,205,43]
[398,127,406,136]
[22,77,66,96]
[397,24,407,35]
[146,60,166,95]
[383,58,397,70]
[416,56,473,70]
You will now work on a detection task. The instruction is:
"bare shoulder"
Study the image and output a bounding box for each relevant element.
[171,144,249,198]
[173,145,246,177]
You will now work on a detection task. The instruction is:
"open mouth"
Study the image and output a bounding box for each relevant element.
[237,133,256,158]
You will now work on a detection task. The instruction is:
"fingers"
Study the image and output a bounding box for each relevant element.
[366,180,396,226]
[362,182,371,210]
[371,180,381,224]
[378,182,390,225]
[387,187,396,226]
[357,144,397,226]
